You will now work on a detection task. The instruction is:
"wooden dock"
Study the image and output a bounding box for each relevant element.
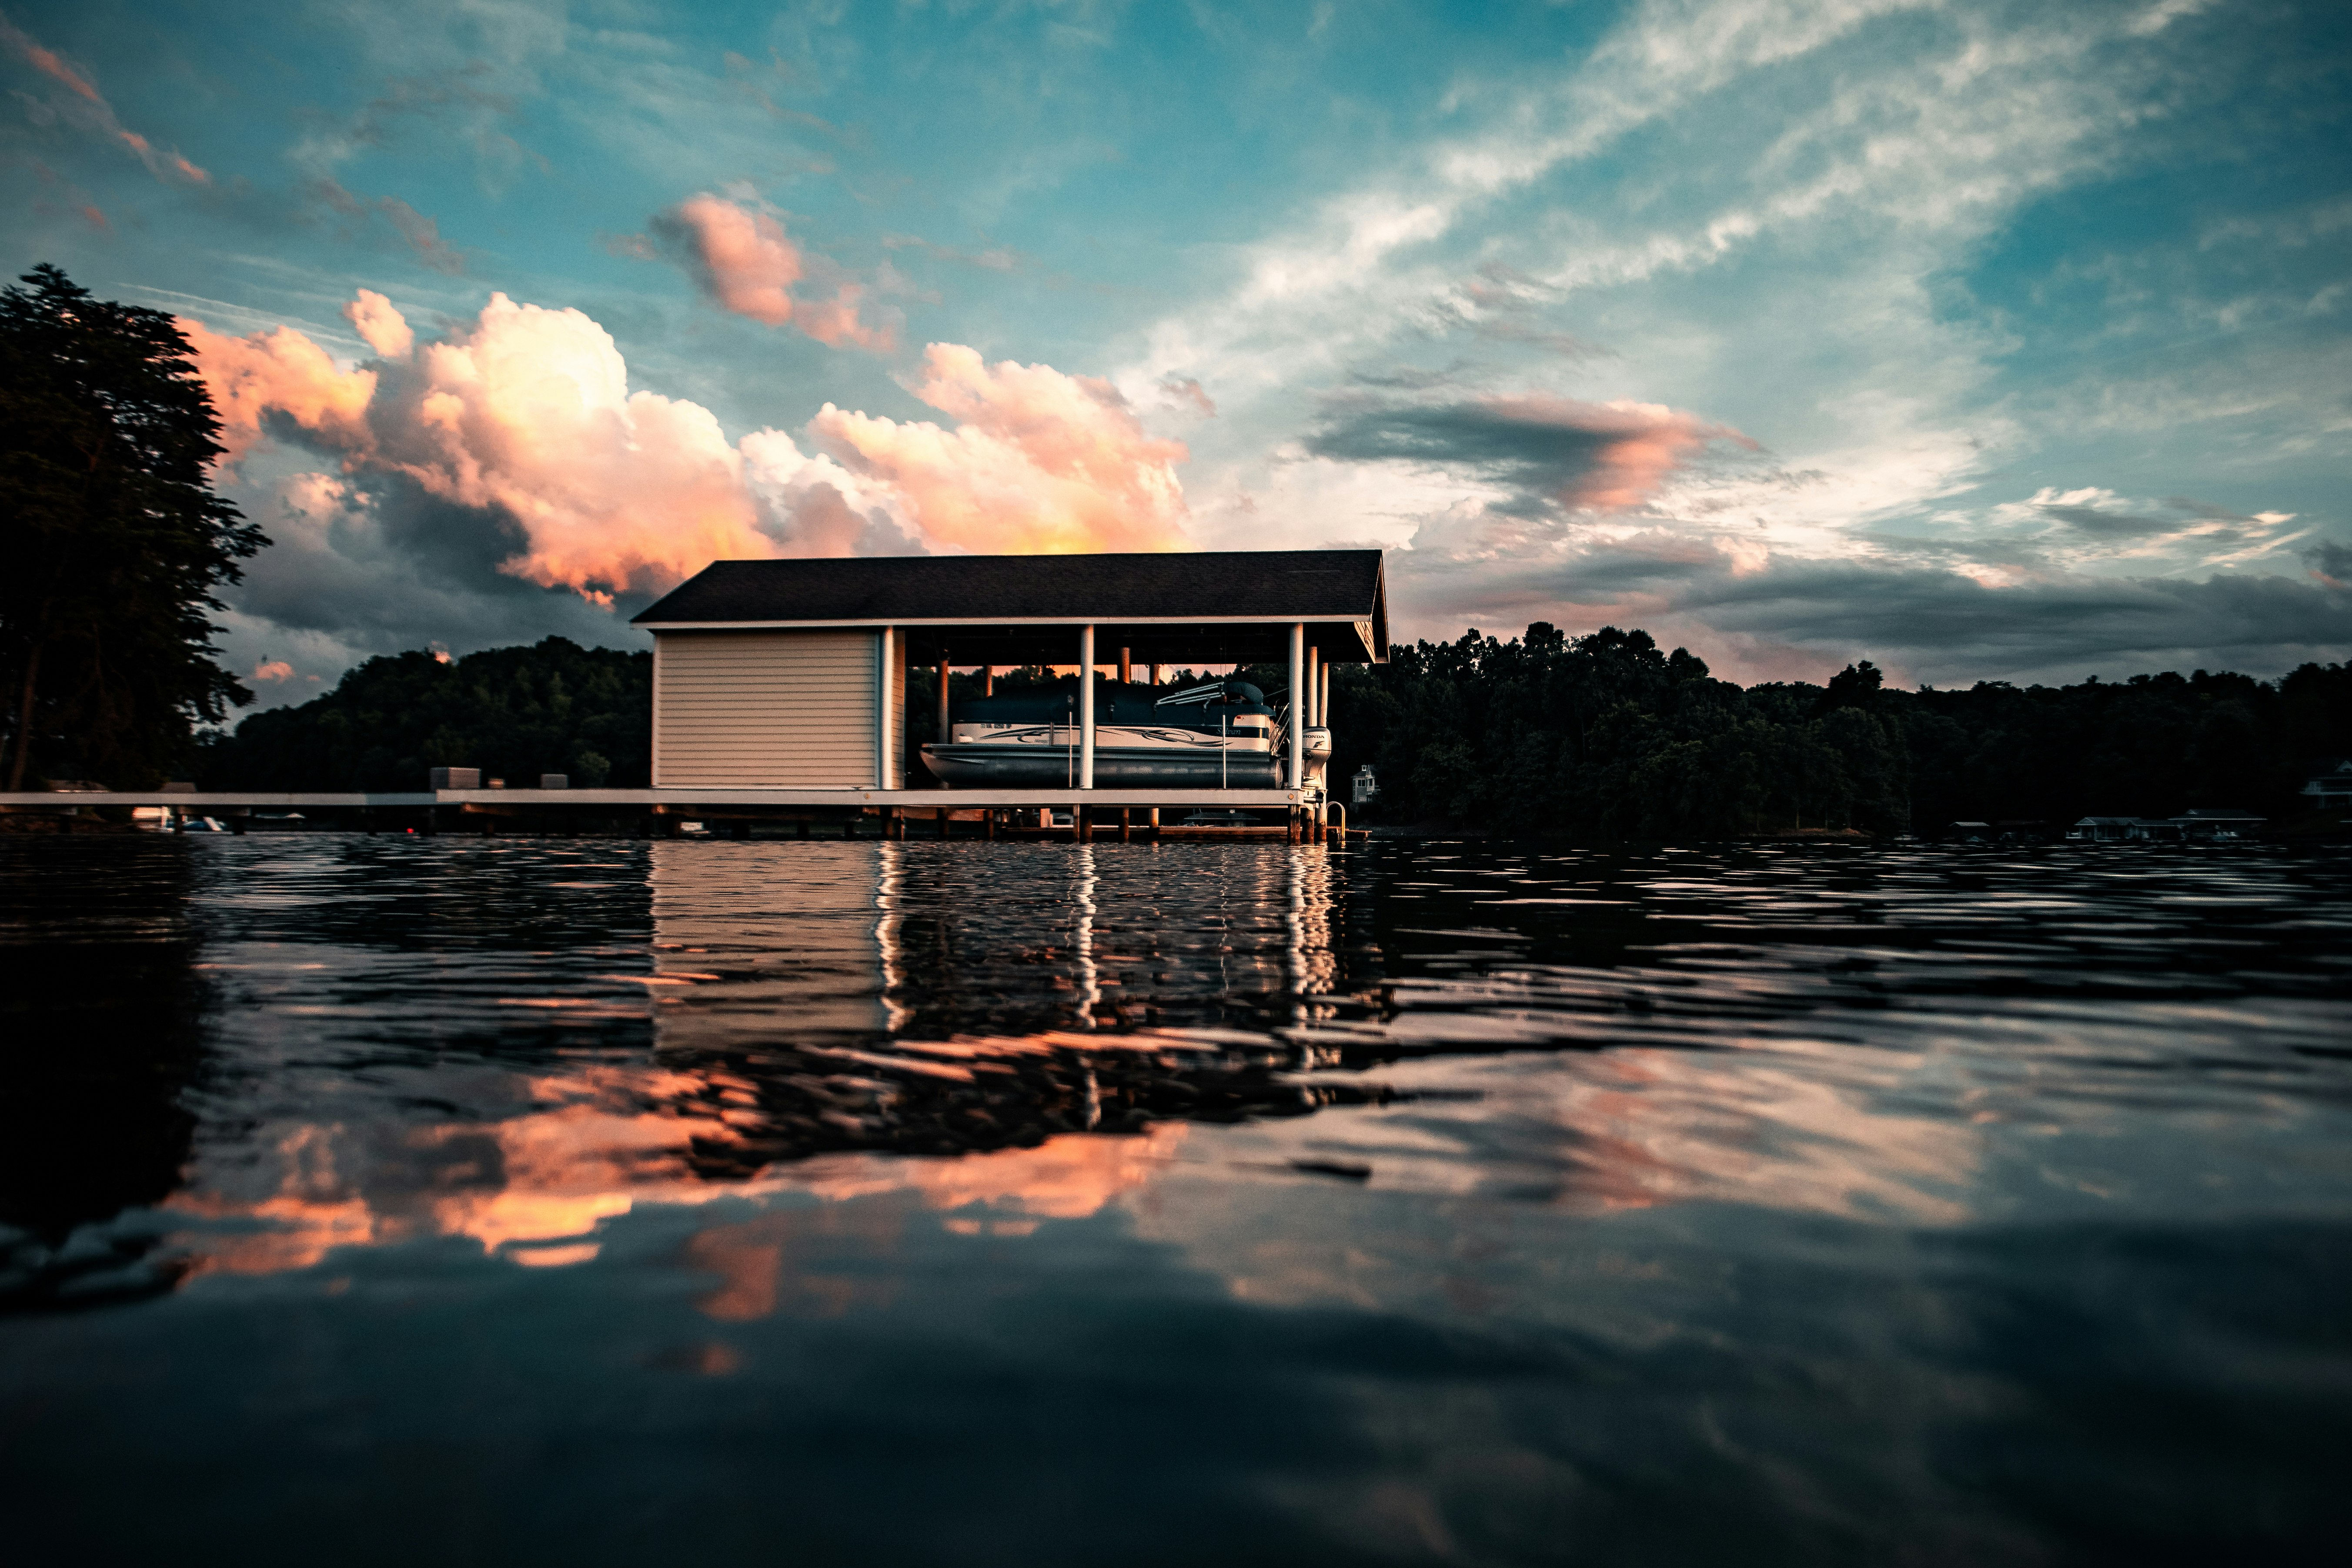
[0,788,1360,843]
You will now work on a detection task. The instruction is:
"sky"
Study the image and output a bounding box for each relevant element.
[3,0,2347,706]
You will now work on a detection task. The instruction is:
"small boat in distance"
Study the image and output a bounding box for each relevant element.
[921,677,1330,790]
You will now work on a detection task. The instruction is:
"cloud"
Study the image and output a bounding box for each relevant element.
[177,317,377,466]
[647,193,893,350]
[1157,375,1216,418]
[1,13,209,184]
[809,343,1193,554]
[1386,521,2351,685]
[311,177,465,274]
[183,292,1190,626]
[1992,488,2309,573]
[343,289,413,358]
[251,659,295,683]
[2035,497,2171,537]
[1306,391,1754,514]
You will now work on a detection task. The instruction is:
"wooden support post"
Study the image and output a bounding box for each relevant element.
[1149,806,1161,837]
[1077,809,1092,843]
[1286,809,1300,843]
[1119,647,1132,685]
[984,811,996,840]
[1119,807,1131,842]
[1078,625,1097,789]
[936,651,952,786]
[1287,622,1306,789]
[983,665,994,696]
[938,807,951,840]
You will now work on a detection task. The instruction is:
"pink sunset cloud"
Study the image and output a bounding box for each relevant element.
[649,194,894,350]
[181,292,1193,604]
[810,344,1193,554]
[1475,394,1754,512]
[1,17,210,185]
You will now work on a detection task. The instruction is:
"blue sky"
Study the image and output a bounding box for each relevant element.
[3,0,2347,703]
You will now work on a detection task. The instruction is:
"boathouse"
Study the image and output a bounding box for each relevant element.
[628,549,1389,794]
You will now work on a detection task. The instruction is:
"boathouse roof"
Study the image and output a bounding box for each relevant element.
[632,549,1390,665]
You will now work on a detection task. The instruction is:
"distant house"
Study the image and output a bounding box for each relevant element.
[1948,820,1992,841]
[1351,765,1378,806]
[2302,760,2352,810]
[2175,807,2264,839]
[2072,810,2263,843]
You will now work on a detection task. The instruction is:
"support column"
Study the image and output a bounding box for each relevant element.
[1306,645,1320,726]
[1149,663,1162,688]
[1320,662,1332,729]
[936,649,951,785]
[1079,623,1097,789]
[982,665,995,697]
[876,626,895,788]
[1288,622,1306,789]
[1119,646,1132,685]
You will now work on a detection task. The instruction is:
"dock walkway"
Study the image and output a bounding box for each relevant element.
[0,788,1352,842]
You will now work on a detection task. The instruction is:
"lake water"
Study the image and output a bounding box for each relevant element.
[3,834,2349,1564]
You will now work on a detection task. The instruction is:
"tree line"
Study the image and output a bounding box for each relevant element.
[187,628,2352,836]
[1323,625,2352,835]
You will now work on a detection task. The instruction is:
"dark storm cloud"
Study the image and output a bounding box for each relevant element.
[226,470,648,663]
[2036,501,2170,536]
[1679,561,2351,671]
[2306,539,2352,587]
[1388,535,2352,683]
[1307,391,1751,514]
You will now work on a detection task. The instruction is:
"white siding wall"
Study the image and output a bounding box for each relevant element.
[653,631,879,787]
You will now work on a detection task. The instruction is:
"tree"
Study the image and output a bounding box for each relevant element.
[198,639,653,791]
[0,264,265,788]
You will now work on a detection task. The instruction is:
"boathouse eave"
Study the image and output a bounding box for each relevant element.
[635,614,1383,665]
[629,549,1392,665]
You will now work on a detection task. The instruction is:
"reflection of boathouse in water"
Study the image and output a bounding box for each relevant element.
[629,550,1387,832]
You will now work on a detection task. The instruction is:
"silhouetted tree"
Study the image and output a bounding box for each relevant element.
[0,264,264,787]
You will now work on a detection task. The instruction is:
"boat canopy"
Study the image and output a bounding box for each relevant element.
[954,677,1272,728]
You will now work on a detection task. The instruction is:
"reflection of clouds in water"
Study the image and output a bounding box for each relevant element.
[685,1125,1186,1321]
[167,1069,718,1274]
[164,1048,1192,1289]
[1535,1043,1979,1224]
[1121,1038,1981,1316]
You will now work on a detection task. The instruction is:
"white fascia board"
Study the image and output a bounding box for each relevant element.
[640,615,1370,631]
